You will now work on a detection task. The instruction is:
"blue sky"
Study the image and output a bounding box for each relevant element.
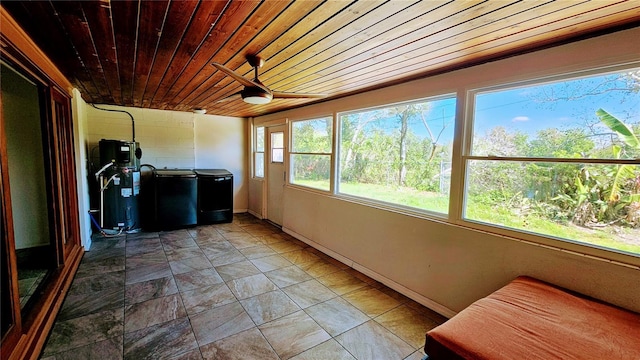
[474,71,640,138]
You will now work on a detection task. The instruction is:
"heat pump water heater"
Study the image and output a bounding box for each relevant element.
[97,139,140,231]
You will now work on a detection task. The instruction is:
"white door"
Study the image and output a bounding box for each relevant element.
[266,124,287,226]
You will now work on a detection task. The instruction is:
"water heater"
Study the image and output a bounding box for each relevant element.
[98,139,140,231]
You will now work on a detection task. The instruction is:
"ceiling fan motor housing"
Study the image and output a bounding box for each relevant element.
[241,86,272,104]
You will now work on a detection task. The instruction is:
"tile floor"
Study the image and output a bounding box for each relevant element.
[40,213,445,360]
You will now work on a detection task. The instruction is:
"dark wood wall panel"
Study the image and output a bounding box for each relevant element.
[3,0,638,117]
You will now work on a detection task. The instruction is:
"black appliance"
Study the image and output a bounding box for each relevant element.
[152,169,197,230]
[195,169,233,224]
[98,139,140,231]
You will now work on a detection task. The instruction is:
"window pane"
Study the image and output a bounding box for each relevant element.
[290,154,331,191]
[473,69,640,159]
[339,97,456,214]
[272,148,284,163]
[292,117,332,153]
[464,160,640,255]
[272,132,284,148]
[255,152,264,177]
[256,127,265,152]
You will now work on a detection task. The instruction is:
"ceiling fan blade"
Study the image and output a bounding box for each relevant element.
[211,62,270,92]
[215,91,242,103]
[271,91,328,99]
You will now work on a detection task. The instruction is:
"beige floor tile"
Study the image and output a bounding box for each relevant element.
[160,237,198,251]
[264,265,313,288]
[174,268,224,292]
[165,247,206,262]
[256,233,289,245]
[280,250,320,266]
[190,301,255,346]
[180,283,236,315]
[299,260,342,278]
[169,254,213,275]
[199,327,279,360]
[226,234,262,248]
[305,297,369,336]
[289,339,356,360]
[342,286,401,317]
[124,294,187,333]
[125,262,172,285]
[207,249,247,267]
[316,270,367,295]
[123,317,198,359]
[268,241,303,254]
[335,320,414,360]
[282,279,337,309]
[240,290,300,325]
[125,251,168,269]
[404,350,427,360]
[250,254,293,272]
[228,273,278,300]
[239,244,278,259]
[374,304,441,348]
[215,260,261,282]
[170,349,204,359]
[125,276,178,306]
[259,311,331,360]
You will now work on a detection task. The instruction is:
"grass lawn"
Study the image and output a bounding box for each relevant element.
[294,179,640,255]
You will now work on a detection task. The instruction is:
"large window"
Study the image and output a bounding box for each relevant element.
[290,117,332,191]
[338,96,456,214]
[254,126,264,177]
[465,68,640,255]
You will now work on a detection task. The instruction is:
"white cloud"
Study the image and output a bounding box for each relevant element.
[512,116,530,122]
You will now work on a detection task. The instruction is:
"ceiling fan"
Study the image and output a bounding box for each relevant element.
[211,55,327,105]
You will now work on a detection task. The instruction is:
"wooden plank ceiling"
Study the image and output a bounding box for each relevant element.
[3,1,639,118]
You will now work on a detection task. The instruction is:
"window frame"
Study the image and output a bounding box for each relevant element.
[253,125,265,178]
[335,94,457,218]
[460,64,640,257]
[270,131,285,164]
[288,115,334,192]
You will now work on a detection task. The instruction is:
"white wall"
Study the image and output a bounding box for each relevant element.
[86,105,196,169]
[85,105,248,212]
[72,89,92,249]
[194,114,248,212]
[1,64,50,249]
[252,27,640,316]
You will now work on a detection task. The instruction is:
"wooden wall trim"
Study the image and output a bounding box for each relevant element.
[0,6,73,95]
[7,245,83,360]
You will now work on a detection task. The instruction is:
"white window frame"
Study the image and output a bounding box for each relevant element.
[459,64,640,257]
[288,115,334,192]
[335,94,457,218]
[254,126,265,178]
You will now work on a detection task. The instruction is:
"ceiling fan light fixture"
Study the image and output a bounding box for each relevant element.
[241,88,273,104]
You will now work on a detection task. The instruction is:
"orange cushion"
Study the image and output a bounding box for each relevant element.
[426,276,640,360]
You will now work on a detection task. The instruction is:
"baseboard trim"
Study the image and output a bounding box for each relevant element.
[233,209,248,214]
[282,227,457,319]
[247,209,263,219]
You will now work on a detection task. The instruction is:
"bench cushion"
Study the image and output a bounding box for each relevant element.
[425,276,640,359]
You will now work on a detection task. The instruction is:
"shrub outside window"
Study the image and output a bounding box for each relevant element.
[338,96,456,214]
[254,126,264,177]
[465,68,640,255]
[290,117,333,191]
